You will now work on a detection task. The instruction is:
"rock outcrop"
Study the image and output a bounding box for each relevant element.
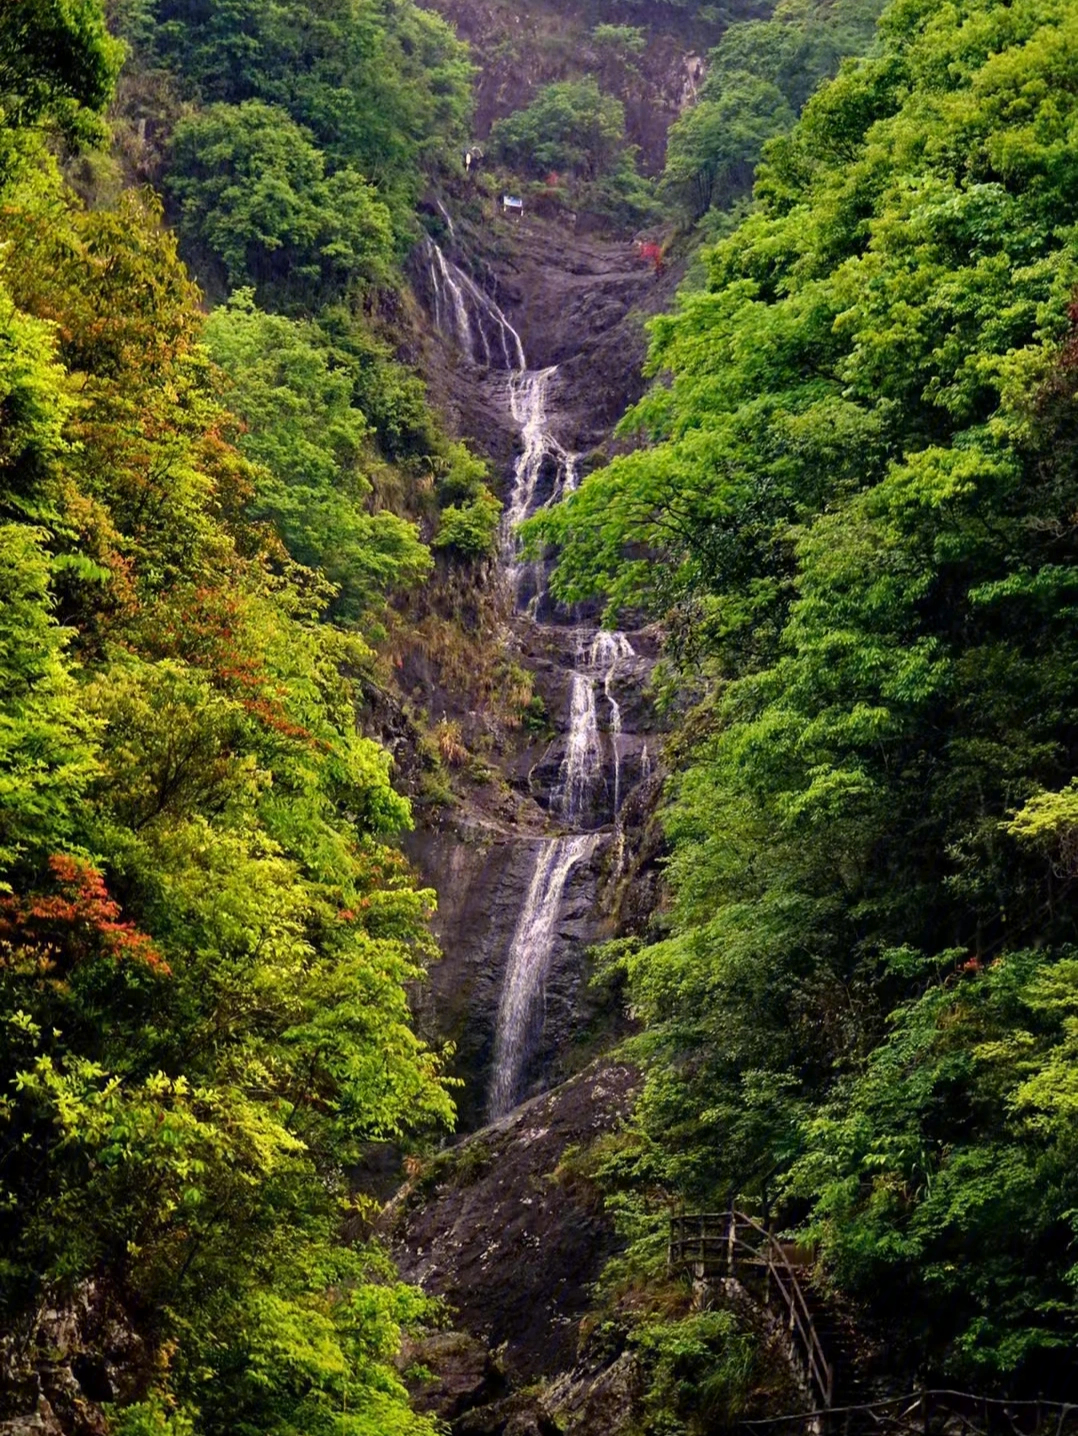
[387,1062,638,1380]
[416,0,755,173]
[0,1288,148,1436]
[401,209,676,1130]
[386,1061,642,1432]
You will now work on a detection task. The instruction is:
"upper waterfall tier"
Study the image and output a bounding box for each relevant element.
[414,214,660,1123]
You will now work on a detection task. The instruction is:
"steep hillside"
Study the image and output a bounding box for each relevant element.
[418,0,759,172]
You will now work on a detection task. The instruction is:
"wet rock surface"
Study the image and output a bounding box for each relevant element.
[405,819,624,1130]
[386,1061,639,1383]
[415,0,743,173]
[404,213,673,1131]
[410,215,683,468]
[403,1330,508,1421]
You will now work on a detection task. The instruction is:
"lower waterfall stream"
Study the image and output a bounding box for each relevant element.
[487,832,600,1119]
[422,237,637,1121]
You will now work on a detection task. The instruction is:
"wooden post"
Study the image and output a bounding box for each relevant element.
[727,1208,735,1276]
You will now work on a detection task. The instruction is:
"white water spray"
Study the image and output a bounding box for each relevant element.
[435,198,456,241]
[426,240,475,360]
[555,670,603,823]
[488,833,599,1119]
[424,239,525,371]
[501,368,579,604]
[590,631,634,816]
[419,240,645,1118]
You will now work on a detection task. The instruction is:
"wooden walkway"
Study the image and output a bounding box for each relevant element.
[739,1392,1078,1436]
[668,1213,1078,1436]
[669,1210,833,1409]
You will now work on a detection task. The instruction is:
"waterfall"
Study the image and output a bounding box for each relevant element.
[426,239,475,360]
[424,239,525,371]
[501,367,578,604]
[459,267,524,371]
[550,632,634,823]
[419,243,645,1120]
[551,450,581,503]
[435,198,456,241]
[590,631,634,816]
[555,670,603,823]
[488,833,599,1119]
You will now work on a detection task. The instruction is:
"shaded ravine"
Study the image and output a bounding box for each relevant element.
[422,234,643,1122]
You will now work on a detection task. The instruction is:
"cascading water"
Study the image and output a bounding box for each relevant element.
[502,368,578,606]
[421,215,638,1119]
[488,833,599,1119]
[435,198,456,241]
[426,239,474,360]
[590,631,635,817]
[423,238,524,371]
[554,669,603,823]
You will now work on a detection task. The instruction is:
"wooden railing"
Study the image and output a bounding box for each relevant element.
[739,1391,1078,1436]
[669,1210,834,1410]
[669,1218,1078,1436]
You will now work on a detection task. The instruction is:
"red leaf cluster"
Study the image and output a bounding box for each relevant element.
[0,855,170,975]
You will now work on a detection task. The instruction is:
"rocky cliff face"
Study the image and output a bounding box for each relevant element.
[417,0,764,173]
[384,0,740,1414]
[401,206,678,1132]
[388,1062,639,1381]
[383,196,676,1431]
[386,1062,646,1436]
[0,1288,148,1436]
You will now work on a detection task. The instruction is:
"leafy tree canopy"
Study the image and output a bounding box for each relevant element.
[167,101,395,308]
[532,0,1078,1388]
[661,0,886,221]
[0,10,453,1434]
[205,292,432,620]
[491,78,628,181]
[122,0,473,236]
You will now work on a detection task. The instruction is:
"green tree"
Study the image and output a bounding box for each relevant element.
[663,80,793,219]
[0,0,121,134]
[133,0,472,235]
[659,0,885,222]
[491,78,627,180]
[0,27,451,1432]
[204,292,431,620]
[167,101,394,307]
[533,0,1078,1387]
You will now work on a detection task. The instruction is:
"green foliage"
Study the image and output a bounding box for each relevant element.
[784,949,1078,1376]
[663,79,793,219]
[168,102,395,306]
[536,0,1078,1390]
[0,525,98,872]
[0,0,121,151]
[660,0,885,221]
[432,489,502,561]
[121,0,472,237]
[129,0,471,236]
[591,23,647,60]
[491,78,627,181]
[632,1310,756,1435]
[581,150,662,229]
[204,292,431,619]
[0,14,451,1434]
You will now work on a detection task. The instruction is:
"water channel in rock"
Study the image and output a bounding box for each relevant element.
[421,238,640,1120]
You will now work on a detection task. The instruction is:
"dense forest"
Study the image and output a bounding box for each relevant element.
[5,0,1078,1433]
[0,2,476,1433]
[533,0,1078,1398]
